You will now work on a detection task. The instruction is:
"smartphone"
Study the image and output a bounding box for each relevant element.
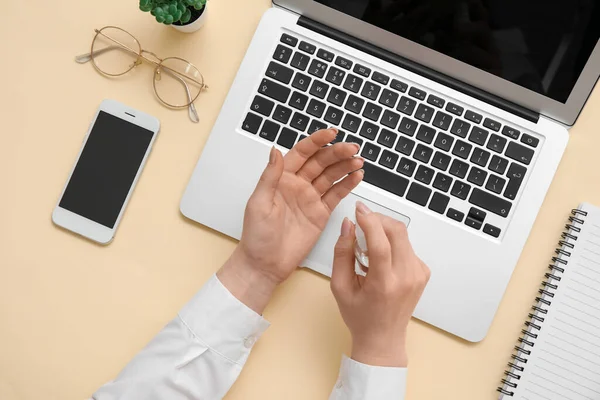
[52,99,160,244]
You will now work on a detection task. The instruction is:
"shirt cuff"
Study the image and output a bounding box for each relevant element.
[178,274,270,365]
[334,355,407,399]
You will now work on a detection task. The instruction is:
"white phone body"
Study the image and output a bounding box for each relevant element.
[52,99,160,244]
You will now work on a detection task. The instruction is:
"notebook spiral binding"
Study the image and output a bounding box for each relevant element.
[497,208,589,397]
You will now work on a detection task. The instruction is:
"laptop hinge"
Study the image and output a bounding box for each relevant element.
[298,16,540,124]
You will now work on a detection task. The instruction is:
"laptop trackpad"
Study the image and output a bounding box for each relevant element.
[302,193,411,277]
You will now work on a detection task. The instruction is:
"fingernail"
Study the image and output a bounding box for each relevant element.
[356,201,371,215]
[341,217,352,237]
[328,127,339,134]
[269,146,276,165]
[351,143,360,153]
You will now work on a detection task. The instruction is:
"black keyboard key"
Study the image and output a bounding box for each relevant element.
[317,48,334,62]
[467,167,487,186]
[470,148,491,167]
[327,87,346,106]
[502,126,520,140]
[277,128,298,149]
[407,182,432,206]
[506,142,534,165]
[451,181,471,200]
[324,106,343,125]
[409,87,427,100]
[465,110,483,124]
[483,224,501,238]
[292,73,311,92]
[280,34,298,47]
[415,165,435,184]
[307,120,327,135]
[449,159,469,179]
[396,137,415,156]
[483,118,501,131]
[266,61,294,84]
[273,104,292,124]
[342,114,361,133]
[489,155,509,175]
[372,71,390,85]
[377,129,398,148]
[361,142,381,161]
[361,82,382,101]
[242,112,262,134]
[414,144,434,163]
[326,67,346,85]
[434,133,454,152]
[335,56,353,70]
[308,59,328,78]
[259,78,291,103]
[452,140,472,159]
[446,102,464,116]
[250,95,275,117]
[360,121,379,140]
[345,134,363,146]
[362,102,383,122]
[429,192,450,214]
[310,80,329,99]
[427,95,445,108]
[469,126,489,146]
[469,188,512,218]
[415,104,435,123]
[468,207,486,222]
[345,95,365,114]
[398,117,418,136]
[416,125,436,144]
[397,96,417,115]
[486,174,506,194]
[390,79,408,93]
[354,64,371,77]
[432,111,452,131]
[343,74,364,93]
[397,157,416,177]
[447,208,465,222]
[331,130,345,144]
[259,120,280,142]
[504,162,527,200]
[298,41,316,54]
[290,112,310,131]
[431,151,451,171]
[465,217,482,230]
[450,119,471,138]
[487,134,507,153]
[307,99,327,118]
[289,91,308,110]
[521,133,539,148]
[379,150,399,169]
[379,89,400,108]
[382,110,401,129]
[362,162,409,197]
[433,173,453,192]
[273,44,293,64]
[290,52,310,71]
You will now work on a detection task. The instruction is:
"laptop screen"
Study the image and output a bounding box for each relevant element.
[314,0,600,103]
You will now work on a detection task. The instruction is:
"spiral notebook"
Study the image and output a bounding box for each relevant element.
[498,203,600,399]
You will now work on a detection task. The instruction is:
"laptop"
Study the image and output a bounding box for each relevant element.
[181,0,600,342]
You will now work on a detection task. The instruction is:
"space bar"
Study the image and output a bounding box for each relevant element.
[362,162,409,197]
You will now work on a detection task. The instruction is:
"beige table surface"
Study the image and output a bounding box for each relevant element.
[2,1,600,399]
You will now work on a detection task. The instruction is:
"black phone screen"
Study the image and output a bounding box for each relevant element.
[59,111,154,228]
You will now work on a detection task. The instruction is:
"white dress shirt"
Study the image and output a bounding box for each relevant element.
[92,275,406,399]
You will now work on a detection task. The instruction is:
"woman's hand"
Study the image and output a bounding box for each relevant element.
[218,129,364,313]
[330,202,431,367]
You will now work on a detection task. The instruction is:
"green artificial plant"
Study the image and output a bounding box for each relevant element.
[139,0,207,25]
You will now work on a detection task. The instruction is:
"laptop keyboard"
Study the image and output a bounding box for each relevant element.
[240,33,541,239]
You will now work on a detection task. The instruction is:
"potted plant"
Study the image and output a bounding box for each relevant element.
[139,0,208,33]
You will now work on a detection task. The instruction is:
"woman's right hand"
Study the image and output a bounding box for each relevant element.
[330,201,431,367]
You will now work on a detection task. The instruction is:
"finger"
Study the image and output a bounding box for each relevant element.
[312,157,364,194]
[380,217,415,267]
[321,170,364,213]
[355,202,392,280]
[296,141,360,182]
[331,217,357,297]
[283,129,338,173]
[250,147,284,206]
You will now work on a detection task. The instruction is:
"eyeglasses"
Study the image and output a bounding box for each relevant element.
[75,26,208,123]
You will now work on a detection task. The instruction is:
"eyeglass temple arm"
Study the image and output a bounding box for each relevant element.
[160,66,200,123]
[75,45,127,63]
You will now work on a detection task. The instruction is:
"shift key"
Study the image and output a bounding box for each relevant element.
[469,188,512,218]
[258,78,291,103]
[363,162,409,197]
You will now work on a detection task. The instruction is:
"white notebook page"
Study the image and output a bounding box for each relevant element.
[504,203,600,400]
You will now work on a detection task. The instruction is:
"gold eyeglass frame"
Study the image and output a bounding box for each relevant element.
[75,26,209,123]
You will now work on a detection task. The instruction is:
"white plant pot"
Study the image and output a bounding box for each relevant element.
[172,6,207,33]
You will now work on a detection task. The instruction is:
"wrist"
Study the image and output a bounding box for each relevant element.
[351,334,408,368]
